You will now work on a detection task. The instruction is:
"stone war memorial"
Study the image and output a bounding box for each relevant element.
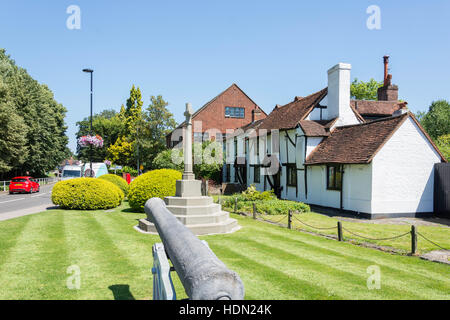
[138,103,240,235]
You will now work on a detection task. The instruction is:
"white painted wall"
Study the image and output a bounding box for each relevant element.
[371,117,441,214]
[342,164,372,213]
[304,164,372,212]
[306,165,340,208]
[306,137,323,158]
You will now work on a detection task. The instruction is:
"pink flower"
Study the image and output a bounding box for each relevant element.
[78,135,104,148]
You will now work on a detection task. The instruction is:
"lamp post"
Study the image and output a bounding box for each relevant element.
[82,68,94,177]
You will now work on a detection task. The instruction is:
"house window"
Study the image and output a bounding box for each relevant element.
[327,165,342,190]
[226,164,231,182]
[225,107,245,118]
[193,132,203,142]
[286,165,297,187]
[254,166,261,183]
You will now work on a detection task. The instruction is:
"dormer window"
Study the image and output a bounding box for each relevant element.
[225,107,245,118]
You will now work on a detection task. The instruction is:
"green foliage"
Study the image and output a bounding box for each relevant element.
[128,169,182,212]
[241,185,275,201]
[116,165,138,177]
[75,109,124,163]
[350,78,384,100]
[137,95,178,169]
[0,79,28,173]
[152,149,183,171]
[51,178,123,210]
[82,87,177,171]
[124,85,143,136]
[152,141,223,182]
[435,134,450,161]
[0,49,68,178]
[416,100,450,141]
[98,174,129,196]
[223,186,310,215]
[107,136,133,166]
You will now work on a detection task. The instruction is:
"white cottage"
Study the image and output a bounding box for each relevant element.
[224,60,446,218]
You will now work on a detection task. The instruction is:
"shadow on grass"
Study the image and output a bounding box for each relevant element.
[108,284,135,300]
[121,207,144,214]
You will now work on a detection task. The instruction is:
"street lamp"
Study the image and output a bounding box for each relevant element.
[82,68,94,177]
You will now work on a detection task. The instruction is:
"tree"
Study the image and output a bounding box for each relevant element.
[416,100,450,141]
[0,49,68,177]
[0,79,28,173]
[350,78,384,100]
[107,136,133,166]
[124,85,143,136]
[435,134,450,161]
[76,109,124,162]
[138,95,177,169]
[152,141,223,182]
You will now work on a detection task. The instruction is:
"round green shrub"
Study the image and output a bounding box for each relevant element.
[128,169,182,212]
[52,178,124,210]
[98,174,129,196]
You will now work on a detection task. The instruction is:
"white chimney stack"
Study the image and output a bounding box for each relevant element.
[327,63,355,126]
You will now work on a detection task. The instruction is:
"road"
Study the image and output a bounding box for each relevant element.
[0,183,56,221]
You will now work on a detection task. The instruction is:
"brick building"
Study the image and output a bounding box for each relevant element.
[166,83,266,147]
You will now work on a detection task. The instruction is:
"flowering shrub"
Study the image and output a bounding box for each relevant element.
[104,159,111,166]
[78,135,104,148]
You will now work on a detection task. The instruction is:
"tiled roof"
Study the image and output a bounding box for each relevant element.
[298,120,332,137]
[351,100,403,116]
[305,113,410,164]
[256,88,328,130]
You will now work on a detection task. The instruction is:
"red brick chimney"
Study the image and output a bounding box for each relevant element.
[252,107,263,122]
[377,55,398,101]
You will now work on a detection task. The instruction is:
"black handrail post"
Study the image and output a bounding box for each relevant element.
[411,225,417,255]
[252,202,256,220]
[337,221,343,241]
[288,210,292,229]
[234,197,238,214]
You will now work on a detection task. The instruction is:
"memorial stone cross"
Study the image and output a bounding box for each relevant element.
[183,103,195,180]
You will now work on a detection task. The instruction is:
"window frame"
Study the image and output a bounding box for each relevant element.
[326,164,343,190]
[253,165,261,183]
[286,164,297,187]
[225,106,245,119]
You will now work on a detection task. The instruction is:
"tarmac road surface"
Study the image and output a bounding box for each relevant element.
[0,183,56,221]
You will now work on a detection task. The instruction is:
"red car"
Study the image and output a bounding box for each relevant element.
[9,176,40,194]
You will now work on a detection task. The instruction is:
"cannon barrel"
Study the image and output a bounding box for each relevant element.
[145,197,245,300]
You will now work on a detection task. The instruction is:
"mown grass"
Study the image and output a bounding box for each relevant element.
[0,201,448,300]
[214,195,450,254]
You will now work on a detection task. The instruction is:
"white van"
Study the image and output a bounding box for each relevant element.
[61,164,83,179]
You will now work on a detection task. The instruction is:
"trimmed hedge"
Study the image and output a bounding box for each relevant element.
[52,178,124,210]
[128,169,182,212]
[98,174,129,196]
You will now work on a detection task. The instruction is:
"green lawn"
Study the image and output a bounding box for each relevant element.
[0,201,448,300]
[215,195,450,254]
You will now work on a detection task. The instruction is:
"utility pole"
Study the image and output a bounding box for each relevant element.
[83,68,94,177]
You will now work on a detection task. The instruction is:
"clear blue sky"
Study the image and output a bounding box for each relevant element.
[1,0,449,152]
